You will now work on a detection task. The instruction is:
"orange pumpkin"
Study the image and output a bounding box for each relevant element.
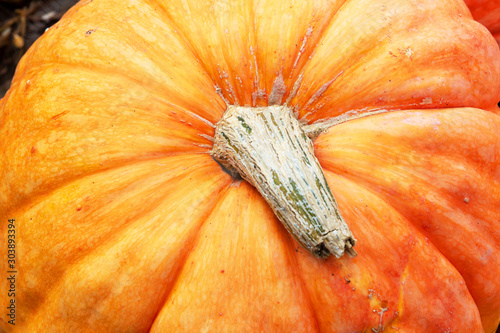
[1,0,500,332]
[465,0,500,46]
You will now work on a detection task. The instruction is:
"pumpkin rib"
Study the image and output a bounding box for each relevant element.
[32,184,229,332]
[151,181,324,332]
[143,0,221,91]
[325,109,500,238]
[316,108,500,229]
[145,0,353,108]
[1,59,219,211]
[321,170,413,332]
[252,0,350,106]
[6,61,223,130]
[143,0,253,105]
[337,169,500,330]
[141,0,250,106]
[7,0,226,123]
[289,170,483,332]
[2,62,218,148]
[4,154,222,275]
[314,108,500,330]
[151,183,235,315]
[13,155,231,331]
[1,151,213,220]
[281,230,324,333]
[290,1,500,122]
[319,135,499,235]
[323,167,453,287]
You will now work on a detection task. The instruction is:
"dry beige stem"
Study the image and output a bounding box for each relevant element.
[211,105,356,258]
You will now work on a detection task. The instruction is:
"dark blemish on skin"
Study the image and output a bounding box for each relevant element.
[85,29,97,37]
[51,110,70,120]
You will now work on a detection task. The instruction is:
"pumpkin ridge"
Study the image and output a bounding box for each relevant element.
[142,0,227,96]
[386,220,474,331]
[311,171,483,331]
[287,0,350,91]
[319,142,500,232]
[150,182,325,331]
[340,169,499,328]
[3,152,214,223]
[291,0,416,118]
[291,1,500,121]
[144,0,353,108]
[217,3,258,106]
[315,109,500,238]
[151,183,235,324]
[20,160,231,331]
[389,226,480,331]
[281,225,322,333]
[10,60,223,128]
[2,154,210,325]
[315,109,500,329]
[1,53,220,212]
[7,0,226,124]
[256,0,351,105]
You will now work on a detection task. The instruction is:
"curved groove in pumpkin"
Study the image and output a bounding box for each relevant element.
[14,61,224,128]
[278,214,324,332]
[465,0,500,45]
[142,0,230,97]
[3,63,219,140]
[249,0,350,105]
[149,183,237,324]
[305,170,483,331]
[292,170,416,332]
[0,62,222,211]
[14,155,231,331]
[146,0,351,107]
[289,1,500,122]
[143,0,255,106]
[150,181,322,331]
[314,108,500,331]
[0,151,214,219]
[1,155,223,311]
[9,0,225,123]
[11,61,224,127]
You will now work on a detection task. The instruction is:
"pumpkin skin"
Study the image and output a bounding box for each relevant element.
[1,0,500,332]
[465,0,500,46]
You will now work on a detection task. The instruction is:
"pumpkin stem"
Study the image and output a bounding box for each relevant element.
[211,105,356,259]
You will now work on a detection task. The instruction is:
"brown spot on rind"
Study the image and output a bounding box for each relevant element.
[85,28,96,36]
[51,110,70,120]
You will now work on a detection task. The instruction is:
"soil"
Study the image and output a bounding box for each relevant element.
[0,0,79,98]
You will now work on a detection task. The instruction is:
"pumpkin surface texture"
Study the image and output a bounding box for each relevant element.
[1,0,500,332]
[465,0,500,46]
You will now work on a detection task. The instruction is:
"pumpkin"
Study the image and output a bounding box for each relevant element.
[1,0,500,331]
[465,0,500,46]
